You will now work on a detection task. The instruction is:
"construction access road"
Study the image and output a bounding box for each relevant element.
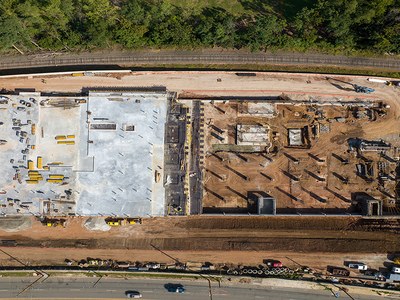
[0,216,398,273]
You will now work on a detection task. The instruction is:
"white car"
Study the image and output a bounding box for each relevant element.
[392,266,400,274]
[348,263,368,270]
[125,291,142,298]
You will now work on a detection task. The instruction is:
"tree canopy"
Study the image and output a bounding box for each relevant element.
[0,0,399,54]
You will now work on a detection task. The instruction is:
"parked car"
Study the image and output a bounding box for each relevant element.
[392,265,400,274]
[347,262,368,270]
[263,259,283,268]
[125,291,142,298]
[363,269,385,280]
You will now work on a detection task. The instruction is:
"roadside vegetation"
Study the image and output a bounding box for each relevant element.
[0,0,399,55]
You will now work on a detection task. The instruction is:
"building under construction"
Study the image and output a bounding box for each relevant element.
[201,99,400,216]
[0,90,169,217]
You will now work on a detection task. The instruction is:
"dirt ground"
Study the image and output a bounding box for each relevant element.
[0,216,398,272]
[0,216,399,251]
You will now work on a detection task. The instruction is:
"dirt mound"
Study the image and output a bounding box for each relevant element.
[0,216,32,232]
[83,218,110,232]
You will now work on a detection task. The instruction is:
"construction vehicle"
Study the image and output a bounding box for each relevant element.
[106,218,142,226]
[127,218,142,225]
[327,77,375,94]
[40,218,66,227]
[106,218,122,226]
[354,85,375,94]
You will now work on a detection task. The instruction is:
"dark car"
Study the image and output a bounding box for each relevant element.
[165,283,185,293]
[125,290,142,298]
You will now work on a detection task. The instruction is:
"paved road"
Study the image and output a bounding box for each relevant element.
[0,277,386,299]
[0,50,399,71]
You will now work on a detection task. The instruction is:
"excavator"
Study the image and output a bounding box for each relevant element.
[326,77,375,94]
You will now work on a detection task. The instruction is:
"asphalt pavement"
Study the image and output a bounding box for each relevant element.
[0,277,388,299]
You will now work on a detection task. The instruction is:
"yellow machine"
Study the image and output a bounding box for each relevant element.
[55,135,66,140]
[27,160,34,170]
[107,220,121,226]
[41,218,66,227]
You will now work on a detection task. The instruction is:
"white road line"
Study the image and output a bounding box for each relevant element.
[106,289,117,292]
[69,289,81,291]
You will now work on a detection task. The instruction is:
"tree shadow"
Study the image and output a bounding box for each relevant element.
[238,0,317,19]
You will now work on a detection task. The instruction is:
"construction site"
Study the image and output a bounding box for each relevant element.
[0,72,399,218]
[0,70,399,283]
[201,98,400,216]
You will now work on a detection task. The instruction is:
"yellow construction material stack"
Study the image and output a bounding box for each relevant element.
[28,171,43,181]
[55,135,66,140]
[27,160,34,170]
[57,140,75,145]
[26,180,38,184]
[31,124,36,135]
[67,135,75,139]
[49,174,64,180]
[47,179,63,183]
[37,156,43,169]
